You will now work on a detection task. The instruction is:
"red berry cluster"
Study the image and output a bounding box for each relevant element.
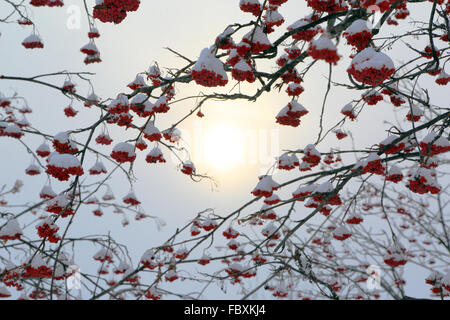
[291,28,319,42]
[143,132,162,142]
[46,204,75,218]
[346,216,363,225]
[108,102,129,114]
[191,69,228,88]
[64,106,78,117]
[335,131,347,140]
[363,159,385,175]
[390,95,406,107]
[22,40,43,49]
[281,69,302,84]
[306,0,348,13]
[135,140,147,151]
[307,45,340,65]
[36,222,59,240]
[145,153,165,164]
[123,197,140,206]
[223,227,239,239]
[30,0,63,7]
[380,142,405,155]
[53,141,78,154]
[95,134,113,145]
[386,173,403,183]
[384,257,407,268]
[312,193,342,206]
[421,45,441,59]
[286,84,304,97]
[333,233,352,241]
[436,74,450,85]
[359,0,394,12]
[420,141,450,157]
[23,265,53,278]
[232,67,256,83]
[46,165,84,181]
[276,102,308,127]
[181,163,195,175]
[239,2,262,16]
[407,176,440,195]
[362,92,383,105]
[84,55,102,65]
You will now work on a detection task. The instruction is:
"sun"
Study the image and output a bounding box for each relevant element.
[203,125,246,170]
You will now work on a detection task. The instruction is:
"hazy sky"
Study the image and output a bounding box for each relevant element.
[0,0,448,299]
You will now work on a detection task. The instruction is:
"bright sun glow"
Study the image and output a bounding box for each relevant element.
[203,125,246,170]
